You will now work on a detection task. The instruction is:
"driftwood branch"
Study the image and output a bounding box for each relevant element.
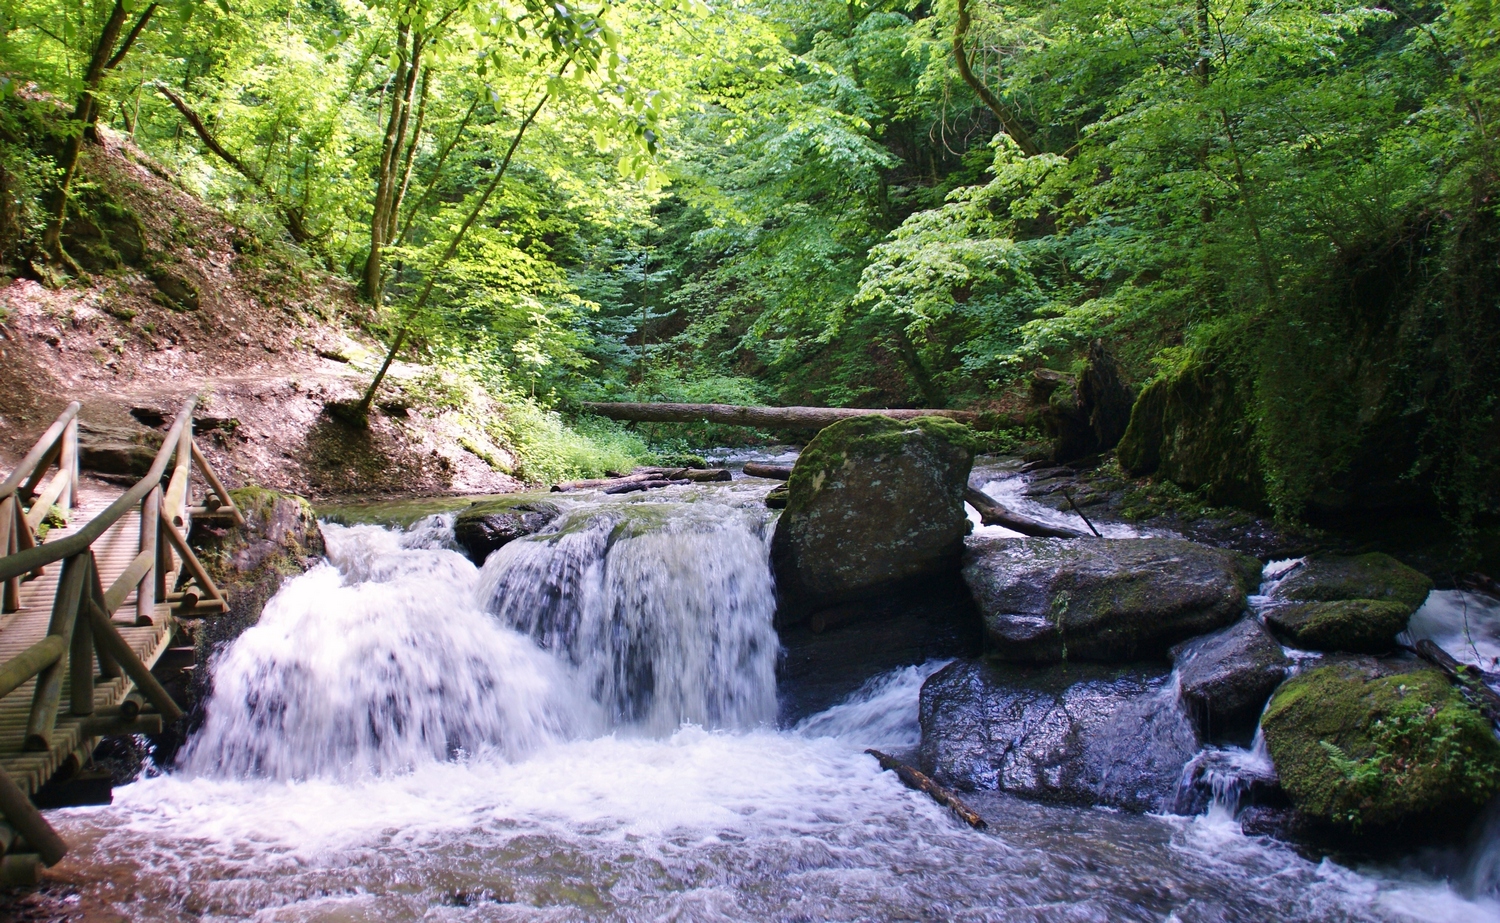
[1413,638,1500,723]
[867,749,987,830]
[965,487,1086,539]
[581,402,1012,431]
[552,468,731,493]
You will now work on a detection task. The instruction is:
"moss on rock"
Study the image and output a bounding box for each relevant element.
[1265,599,1413,653]
[1260,663,1500,831]
[1274,553,1433,613]
[771,415,976,623]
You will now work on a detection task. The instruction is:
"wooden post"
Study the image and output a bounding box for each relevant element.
[139,486,160,625]
[162,418,193,529]
[158,508,225,609]
[69,592,94,716]
[0,636,65,700]
[25,553,89,750]
[61,417,79,513]
[190,440,244,527]
[0,768,66,866]
[86,598,183,722]
[0,497,16,612]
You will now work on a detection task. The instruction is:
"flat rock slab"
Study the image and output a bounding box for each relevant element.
[919,659,1199,812]
[1170,617,1289,738]
[1264,599,1412,654]
[964,536,1260,662]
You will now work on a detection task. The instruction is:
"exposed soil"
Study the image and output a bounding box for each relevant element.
[0,129,521,500]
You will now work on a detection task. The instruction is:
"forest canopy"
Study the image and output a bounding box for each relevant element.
[2,0,1498,518]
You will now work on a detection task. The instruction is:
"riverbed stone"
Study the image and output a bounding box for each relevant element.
[1260,662,1500,833]
[770,415,975,625]
[1264,599,1412,654]
[964,536,1260,662]
[453,497,561,564]
[1271,553,1433,613]
[1170,617,1289,736]
[919,659,1199,812]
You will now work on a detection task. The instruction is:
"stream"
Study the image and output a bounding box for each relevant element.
[34,467,1500,921]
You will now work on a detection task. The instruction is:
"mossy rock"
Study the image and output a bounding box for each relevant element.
[1274,553,1433,614]
[1265,599,1412,654]
[770,415,976,624]
[453,497,561,564]
[1260,663,1500,832]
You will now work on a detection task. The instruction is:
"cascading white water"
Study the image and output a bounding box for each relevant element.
[476,500,779,733]
[182,495,780,778]
[180,518,602,779]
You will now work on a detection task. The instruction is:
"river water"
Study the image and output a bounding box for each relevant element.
[34,476,1500,921]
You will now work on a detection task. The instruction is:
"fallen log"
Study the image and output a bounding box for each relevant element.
[581,402,1015,431]
[743,462,793,480]
[552,473,654,492]
[866,749,987,830]
[1413,639,1500,722]
[603,478,689,494]
[632,467,733,482]
[964,487,1087,539]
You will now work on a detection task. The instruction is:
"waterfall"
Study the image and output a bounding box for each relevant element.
[476,500,779,734]
[182,496,779,779]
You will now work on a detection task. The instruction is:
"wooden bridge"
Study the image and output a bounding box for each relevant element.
[0,398,243,884]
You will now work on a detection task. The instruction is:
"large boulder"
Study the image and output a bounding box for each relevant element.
[1170,617,1289,737]
[453,496,561,564]
[1270,553,1433,611]
[770,415,975,625]
[78,419,161,476]
[919,659,1199,812]
[1264,600,1412,654]
[1260,662,1500,833]
[964,536,1260,662]
[1263,553,1433,654]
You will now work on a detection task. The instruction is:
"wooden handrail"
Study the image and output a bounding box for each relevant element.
[0,398,196,585]
[0,403,81,501]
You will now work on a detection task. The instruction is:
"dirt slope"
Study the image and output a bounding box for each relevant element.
[0,128,520,499]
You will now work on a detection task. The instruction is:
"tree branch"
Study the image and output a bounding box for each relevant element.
[952,0,1039,157]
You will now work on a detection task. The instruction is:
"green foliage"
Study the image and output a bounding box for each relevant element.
[492,402,650,484]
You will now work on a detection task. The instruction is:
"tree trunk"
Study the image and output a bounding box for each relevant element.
[952,0,1039,157]
[363,25,421,302]
[42,1,157,269]
[964,487,1087,538]
[580,402,1009,430]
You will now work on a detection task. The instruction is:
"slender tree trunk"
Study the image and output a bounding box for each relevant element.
[357,87,555,416]
[363,25,417,301]
[42,2,157,269]
[388,66,429,244]
[395,94,479,247]
[952,0,1039,157]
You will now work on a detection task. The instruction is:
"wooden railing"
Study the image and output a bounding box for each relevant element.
[0,398,244,867]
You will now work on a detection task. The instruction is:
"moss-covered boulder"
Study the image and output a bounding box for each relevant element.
[1272,553,1433,612]
[770,415,975,625]
[964,536,1259,662]
[1260,663,1500,832]
[1265,600,1413,654]
[453,496,561,564]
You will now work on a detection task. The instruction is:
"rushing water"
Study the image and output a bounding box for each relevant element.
[32,482,1500,921]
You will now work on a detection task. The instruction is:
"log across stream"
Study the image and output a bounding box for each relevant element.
[29,468,1500,921]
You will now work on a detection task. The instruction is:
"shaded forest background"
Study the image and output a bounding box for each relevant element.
[1,0,1498,527]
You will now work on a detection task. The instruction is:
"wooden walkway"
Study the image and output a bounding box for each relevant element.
[0,499,177,795]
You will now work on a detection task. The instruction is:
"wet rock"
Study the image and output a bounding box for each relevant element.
[1034,340,1135,463]
[1170,748,1286,816]
[453,497,561,564]
[919,659,1199,812]
[964,536,1260,662]
[1170,617,1289,737]
[1271,553,1433,613]
[1260,662,1500,834]
[770,415,975,626]
[78,419,161,476]
[1264,599,1413,654]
